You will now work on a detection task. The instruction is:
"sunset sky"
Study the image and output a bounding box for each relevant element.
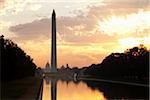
[0,0,150,68]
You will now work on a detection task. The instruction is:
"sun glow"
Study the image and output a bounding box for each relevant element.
[98,10,150,36]
[119,37,150,46]
[117,37,150,52]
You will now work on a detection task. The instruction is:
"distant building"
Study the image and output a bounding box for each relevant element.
[44,62,50,73]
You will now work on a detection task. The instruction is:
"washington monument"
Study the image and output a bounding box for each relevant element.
[51,9,57,72]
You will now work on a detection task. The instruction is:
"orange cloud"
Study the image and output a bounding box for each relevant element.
[98,10,150,36]
[6,0,150,68]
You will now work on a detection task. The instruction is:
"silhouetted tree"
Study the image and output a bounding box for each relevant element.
[84,45,149,84]
[0,35,37,82]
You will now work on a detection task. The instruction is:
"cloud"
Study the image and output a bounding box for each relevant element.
[8,0,150,67]
[9,15,117,45]
[0,0,26,15]
[28,4,41,11]
[9,18,50,40]
[88,0,150,19]
[9,0,150,42]
[107,0,149,7]
[98,11,150,36]
[0,0,43,15]
[0,0,5,9]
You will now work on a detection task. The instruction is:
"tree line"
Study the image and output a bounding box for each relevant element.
[84,44,149,84]
[0,35,37,82]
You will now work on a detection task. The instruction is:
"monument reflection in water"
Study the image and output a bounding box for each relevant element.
[42,78,148,100]
[42,78,106,100]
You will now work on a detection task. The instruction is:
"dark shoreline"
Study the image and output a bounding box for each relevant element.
[1,76,42,100]
[79,77,149,99]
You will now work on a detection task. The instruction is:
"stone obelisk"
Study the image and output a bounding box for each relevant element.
[51,9,57,72]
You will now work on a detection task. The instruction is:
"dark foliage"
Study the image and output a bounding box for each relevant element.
[0,35,37,82]
[84,44,149,84]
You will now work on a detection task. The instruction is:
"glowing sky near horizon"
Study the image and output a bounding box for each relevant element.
[0,0,150,68]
